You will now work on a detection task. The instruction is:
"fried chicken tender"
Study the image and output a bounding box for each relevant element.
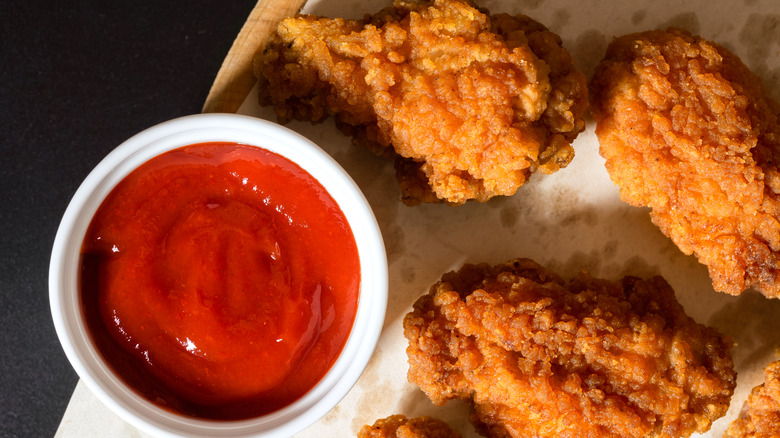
[358,414,462,438]
[255,0,588,205]
[403,258,736,438]
[590,28,780,297]
[725,360,780,438]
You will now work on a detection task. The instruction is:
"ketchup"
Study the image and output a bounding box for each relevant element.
[80,142,360,420]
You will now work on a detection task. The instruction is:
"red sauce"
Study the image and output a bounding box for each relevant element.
[80,142,360,420]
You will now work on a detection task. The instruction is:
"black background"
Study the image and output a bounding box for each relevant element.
[1,1,259,436]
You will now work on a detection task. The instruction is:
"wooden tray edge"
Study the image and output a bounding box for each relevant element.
[201,0,307,114]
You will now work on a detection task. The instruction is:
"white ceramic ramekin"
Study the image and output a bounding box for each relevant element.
[49,113,388,437]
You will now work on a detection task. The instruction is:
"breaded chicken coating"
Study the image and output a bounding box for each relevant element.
[403,258,736,438]
[255,0,587,205]
[725,360,780,438]
[590,28,780,297]
[358,414,462,438]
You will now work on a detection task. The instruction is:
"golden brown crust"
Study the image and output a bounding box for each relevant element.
[589,28,780,297]
[255,0,587,205]
[725,360,780,438]
[403,258,736,438]
[357,414,462,438]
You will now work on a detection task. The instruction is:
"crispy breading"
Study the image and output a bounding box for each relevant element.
[589,28,780,297]
[255,0,587,205]
[725,360,780,438]
[357,414,462,438]
[403,258,736,438]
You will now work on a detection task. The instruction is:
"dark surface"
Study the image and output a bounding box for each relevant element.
[0,1,259,436]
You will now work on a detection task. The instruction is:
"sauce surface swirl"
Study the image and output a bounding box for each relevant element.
[80,142,360,419]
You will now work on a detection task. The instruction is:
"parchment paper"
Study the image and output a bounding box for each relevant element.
[56,0,780,436]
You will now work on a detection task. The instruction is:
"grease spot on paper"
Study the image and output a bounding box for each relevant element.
[631,10,647,26]
[560,209,597,227]
[660,12,701,35]
[500,206,519,228]
[549,9,571,33]
[518,0,544,9]
[573,29,608,79]
[738,13,780,103]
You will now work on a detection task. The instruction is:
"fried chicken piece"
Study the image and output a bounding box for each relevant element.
[403,258,736,438]
[358,414,462,438]
[255,0,587,205]
[725,360,780,438]
[589,28,780,297]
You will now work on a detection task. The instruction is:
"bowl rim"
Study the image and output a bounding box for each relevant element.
[49,113,388,438]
